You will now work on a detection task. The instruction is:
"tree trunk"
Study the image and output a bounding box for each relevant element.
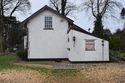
[0,36,4,53]
[92,14,104,38]
[61,0,67,16]
[0,0,5,53]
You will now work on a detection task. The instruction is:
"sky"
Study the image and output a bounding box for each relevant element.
[17,0,125,33]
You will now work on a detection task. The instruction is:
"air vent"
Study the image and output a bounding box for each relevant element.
[60,19,64,22]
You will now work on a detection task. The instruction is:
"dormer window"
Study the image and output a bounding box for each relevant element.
[44,16,53,30]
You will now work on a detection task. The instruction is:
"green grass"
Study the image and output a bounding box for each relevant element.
[0,63,50,73]
[0,54,19,63]
[0,54,80,75]
[0,54,50,73]
[0,64,18,70]
[0,63,78,75]
[23,61,52,64]
[19,65,50,73]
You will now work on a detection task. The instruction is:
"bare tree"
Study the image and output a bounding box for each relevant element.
[82,0,122,38]
[2,0,31,16]
[50,0,77,16]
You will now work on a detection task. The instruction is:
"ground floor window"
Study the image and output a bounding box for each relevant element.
[85,40,95,51]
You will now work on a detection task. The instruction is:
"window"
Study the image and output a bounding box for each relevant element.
[85,40,95,51]
[44,16,53,30]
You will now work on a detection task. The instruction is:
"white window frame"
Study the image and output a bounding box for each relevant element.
[85,40,95,51]
[44,16,53,29]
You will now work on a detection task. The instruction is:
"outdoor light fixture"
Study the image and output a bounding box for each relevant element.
[73,36,76,47]
[73,36,76,42]
[102,40,104,46]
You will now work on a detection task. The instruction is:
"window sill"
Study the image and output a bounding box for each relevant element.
[43,28,54,30]
[85,49,96,51]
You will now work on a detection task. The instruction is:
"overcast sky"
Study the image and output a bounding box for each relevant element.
[17,0,125,33]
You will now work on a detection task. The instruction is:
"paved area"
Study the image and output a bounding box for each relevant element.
[51,60,109,69]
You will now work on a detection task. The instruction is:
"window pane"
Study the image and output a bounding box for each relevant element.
[44,16,52,28]
[85,40,95,51]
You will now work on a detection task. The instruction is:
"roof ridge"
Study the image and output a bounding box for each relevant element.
[20,5,73,27]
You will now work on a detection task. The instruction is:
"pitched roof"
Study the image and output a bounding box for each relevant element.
[21,5,106,40]
[71,24,92,35]
[69,24,106,40]
[21,5,73,26]
[67,24,92,34]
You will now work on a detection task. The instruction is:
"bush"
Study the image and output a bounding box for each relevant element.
[109,36,121,50]
[16,50,28,61]
[110,50,125,62]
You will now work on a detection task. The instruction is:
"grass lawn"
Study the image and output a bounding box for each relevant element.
[0,54,125,83]
[0,54,18,63]
[0,54,50,73]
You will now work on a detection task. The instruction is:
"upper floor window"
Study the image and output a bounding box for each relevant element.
[85,40,95,51]
[44,16,53,30]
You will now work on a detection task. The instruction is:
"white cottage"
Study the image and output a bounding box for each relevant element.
[22,5,109,62]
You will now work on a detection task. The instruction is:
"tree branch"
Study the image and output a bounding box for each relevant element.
[101,0,109,16]
[90,0,96,17]
[97,0,100,14]
[50,0,60,13]
[9,0,21,16]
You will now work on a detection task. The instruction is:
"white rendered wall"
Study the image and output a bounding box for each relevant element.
[68,30,109,61]
[27,10,69,59]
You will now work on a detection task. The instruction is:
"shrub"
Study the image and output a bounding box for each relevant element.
[16,50,28,61]
[109,36,121,50]
[110,50,125,62]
